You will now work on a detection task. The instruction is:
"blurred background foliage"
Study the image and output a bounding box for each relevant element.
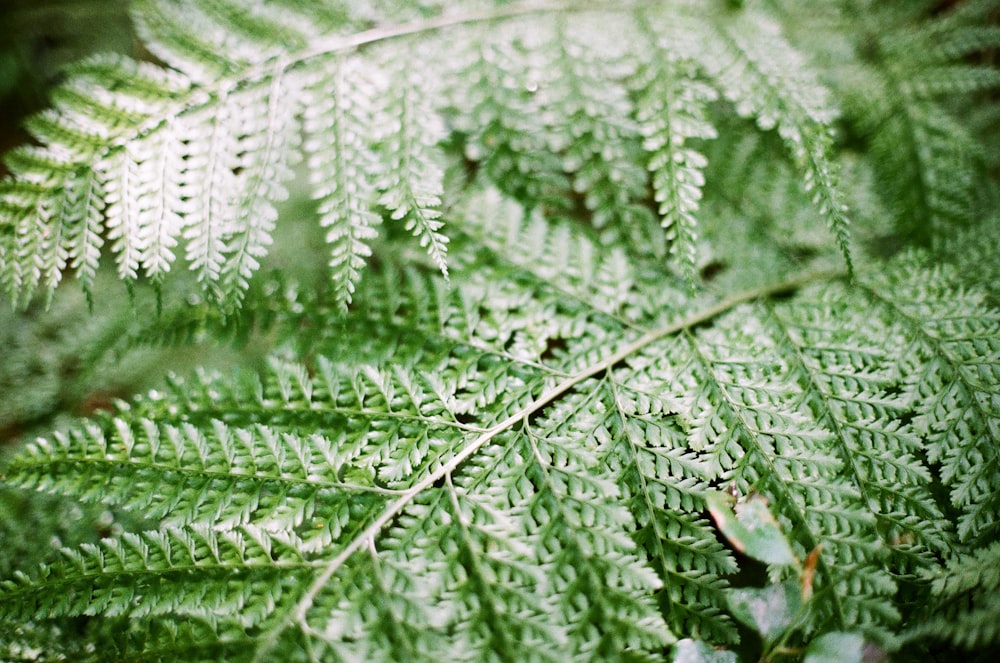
[0,0,332,577]
[1,0,136,445]
[0,0,133,162]
[0,1,330,448]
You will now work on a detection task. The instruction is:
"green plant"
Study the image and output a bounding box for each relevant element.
[1,0,998,661]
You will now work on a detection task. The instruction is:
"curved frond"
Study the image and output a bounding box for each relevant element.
[7,182,996,656]
[2,0,861,308]
[302,55,383,310]
[694,9,853,272]
[836,0,999,243]
[0,2,998,661]
[904,541,1000,650]
[633,44,717,281]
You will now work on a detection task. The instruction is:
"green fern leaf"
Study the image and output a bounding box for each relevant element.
[836,0,999,244]
[634,49,717,282]
[904,541,1000,650]
[374,55,450,278]
[695,9,853,273]
[303,56,383,310]
[9,191,992,657]
[860,254,1000,546]
[1,2,998,661]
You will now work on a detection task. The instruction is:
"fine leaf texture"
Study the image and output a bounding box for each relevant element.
[0,1,998,662]
[3,196,997,659]
[0,0,860,309]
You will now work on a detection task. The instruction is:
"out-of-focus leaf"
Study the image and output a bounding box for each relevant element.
[707,490,798,566]
[728,581,803,644]
[671,638,740,663]
[803,631,865,663]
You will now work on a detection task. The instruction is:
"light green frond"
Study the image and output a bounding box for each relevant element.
[4,216,998,659]
[633,48,717,281]
[768,284,955,571]
[216,74,303,305]
[545,14,651,238]
[603,360,740,644]
[0,1,998,661]
[519,389,671,657]
[374,52,450,277]
[450,17,573,214]
[860,253,1000,546]
[7,416,385,542]
[302,56,383,310]
[696,8,853,272]
[130,0,311,82]
[680,305,898,631]
[0,523,309,636]
[1,53,191,304]
[457,187,654,325]
[1,0,866,309]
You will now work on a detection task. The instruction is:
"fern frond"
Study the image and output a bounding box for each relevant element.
[940,213,1000,305]
[4,212,996,658]
[1,524,306,626]
[2,2,999,661]
[695,8,853,272]
[771,286,955,566]
[880,0,1000,67]
[457,187,652,326]
[836,0,999,244]
[633,44,717,281]
[1,0,865,308]
[216,72,303,305]
[682,306,900,631]
[603,360,740,644]
[302,56,383,310]
[450,17,573,214]
[2,53,189,304]
[374,54,450,277]
[863,100,981,242]
[130,0,313,83]
[7,416,389,541]
[860,253,1000,546]
[545,14,651,236]
[520,391,671,658]
[904,541,1000,650]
